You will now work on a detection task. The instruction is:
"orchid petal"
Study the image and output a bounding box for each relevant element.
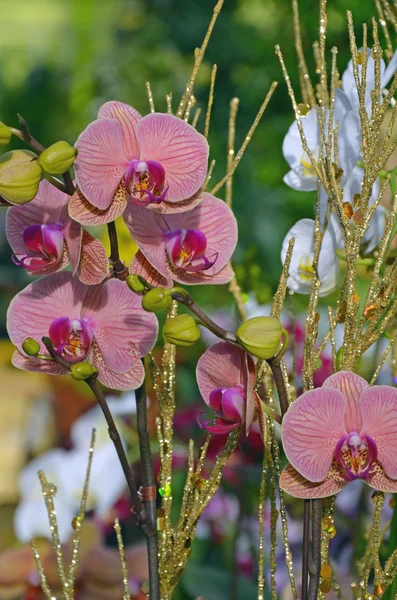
[77,230,109,285]
[366,461,397,492]
[7,272,87,356]
[208,388,223,412]
[136,113,208,202]
[98,101,141,159]
[201,417,240,435]
[75,118,129,210]
[91,341,145,391]
[283,169,317,191]
[197,342,248,407]
[170,262,235,286]
[63,217,82,274]
[282,387,346,482]
[360,385,397,479]
[12,351,68,376]
[220,387,245,422]
[382,49,397,88]
[129,251,172,288]
[148,189,204,215]
[323,371,369,433]
[69,184,128,226]
[49,316,71,348]
[82,279,158,374]
[280,463,347,499]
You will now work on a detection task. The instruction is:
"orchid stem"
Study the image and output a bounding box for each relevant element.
[171,291,237,343]
[267,357,289,416]
[308,499,322,600]
[302,500,311,600]
[135,372,160,600]
[40,337,155,540]
[107,221,129,279]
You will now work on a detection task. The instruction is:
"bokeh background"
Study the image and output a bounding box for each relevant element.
[0,0,392,599]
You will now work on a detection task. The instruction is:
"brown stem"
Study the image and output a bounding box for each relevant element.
[40,337,155,538]
[267,357,289,416]
[308,499,322,600]
[302,500,311,600]
[171,291,237,343]
[135,374,160,600]
[107,221,129,280]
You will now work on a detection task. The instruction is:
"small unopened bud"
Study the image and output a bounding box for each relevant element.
[142,288,172,312]
[163,314,200,347]
[22,337,40,357]
[0,122,12,145]
[236,316,284,360]
[70,362,98,381]
[126,274,145,293]
[0,150,42,204]
[38,141,77,175]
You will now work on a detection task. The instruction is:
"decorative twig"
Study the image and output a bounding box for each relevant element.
[267,357,290,416]
[107,221,129,279]
[135,375,160,600]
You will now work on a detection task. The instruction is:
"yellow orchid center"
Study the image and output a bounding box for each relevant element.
[298,254,315,281]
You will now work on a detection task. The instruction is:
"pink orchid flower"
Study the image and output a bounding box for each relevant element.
[196,342,256,434]
[6,180,108,285]
[280,371,397,498]
[7,272,158,391]
[70,101,209,225]
[124,193,237,287]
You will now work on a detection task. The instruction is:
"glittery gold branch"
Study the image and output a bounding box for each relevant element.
[375,0,394,58]
[204,64,217,139]
[271,237,295,320]
[291,0,316,107]
[146,81,155,113]
[176,0,224,118]
[114,518,132,600]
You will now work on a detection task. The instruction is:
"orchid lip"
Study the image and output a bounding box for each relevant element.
[125,159,167,205]
[14,223,65,273]
[165,228,218,273]
[334,432,377,481]
[48,316,94,363]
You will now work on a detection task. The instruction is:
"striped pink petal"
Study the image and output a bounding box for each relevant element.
[170,261,235,286]
[165,193,237,278]
[77,230,109,285]
[323,371,369,433]
[360,385,397,479]
[280,463,347,499]
[12,351,68,375]
[75,118,129,210]
[123,203,170,280]
[282,388,346,482]
[129,251,172,288]
[91,341,145,391]
[98,101,141,159]
[366,461,397,492]
[63,217,82,273]
[82,279,158,374]
[7,271,87,356]
[69,184,127,226]
[148,189,204,215]
[135,113,208,202]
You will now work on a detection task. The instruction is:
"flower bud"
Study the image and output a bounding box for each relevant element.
[163,314,200,347]
[142,287,172,312]
[37,141,77,175]
[0,122,12,145]
[236,316,284,360]
[70,362,98,381]
[22,337,40,357]
[126,274,145,293]
[0,150,42,204]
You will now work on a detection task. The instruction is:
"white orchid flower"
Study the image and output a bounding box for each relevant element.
[282,89,360,191]
[281,218,340,296]
[14,393,136,543]
[342,47,397,113]
[320,165,384,253]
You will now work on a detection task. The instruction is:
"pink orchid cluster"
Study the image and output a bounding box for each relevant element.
[6,101,238,389]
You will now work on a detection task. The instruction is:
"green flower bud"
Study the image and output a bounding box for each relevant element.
[70,362,99,381]
[163,314,200,347]
[126,274,145,293]
[0,150,42,204]
[236,316,284,360]
[0,122,12,145]
[142,287,172,313]
[37,141,77,175]
[22,337,40,357]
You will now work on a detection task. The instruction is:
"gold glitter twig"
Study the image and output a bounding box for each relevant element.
[146,81,155,113]
[204,64,217,138]
[114,518,131,600]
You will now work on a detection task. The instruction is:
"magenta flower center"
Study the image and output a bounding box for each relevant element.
[165,229,218,273]
[199,385,245,435]
[48,317,93,363]
[125,160,168,205]
[12,224,64,273]
[335,432,377,480]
